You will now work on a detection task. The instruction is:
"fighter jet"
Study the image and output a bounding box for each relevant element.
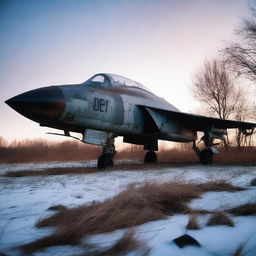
[5,73,255,168]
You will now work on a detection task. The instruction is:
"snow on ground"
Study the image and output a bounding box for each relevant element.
[0,163,256,255]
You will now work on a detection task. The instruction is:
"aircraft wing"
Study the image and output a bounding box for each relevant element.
[142,106,255,131]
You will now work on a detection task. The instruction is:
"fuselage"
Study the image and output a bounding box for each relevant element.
[6,73,197,144]
[57,84,179,135]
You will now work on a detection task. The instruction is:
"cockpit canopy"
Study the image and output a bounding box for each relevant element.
[82,73,149,91]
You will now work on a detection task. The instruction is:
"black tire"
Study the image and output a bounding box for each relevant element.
[144,151,157,163]
[199,149,213,165]
[106,155,113,167]
[97,154,113,169]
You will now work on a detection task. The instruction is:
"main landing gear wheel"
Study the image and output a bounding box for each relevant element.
[199,148,213,165]
[144,151,157,163]
[97,136,116,169]
[98,153,113,169]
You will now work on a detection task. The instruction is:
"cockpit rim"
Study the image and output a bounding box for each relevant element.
[82,73,150,91]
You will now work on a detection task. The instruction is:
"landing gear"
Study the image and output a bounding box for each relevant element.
[98,154,113,169]
[192,128,219,165]
[199,148,213,165]
[97,139,116,169]
[144,150,157,163]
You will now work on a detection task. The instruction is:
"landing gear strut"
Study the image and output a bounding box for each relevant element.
[144,150,157,163]
[193,129,218,165]
[97,138,116,169]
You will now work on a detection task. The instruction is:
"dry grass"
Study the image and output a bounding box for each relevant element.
[186,213,200,230]
[207,211,234,227]
[129,145,256,165]
[3,163,182,177]
[1,137,255,164]
[228,203,256,216]
[197,181,245,192]
[0,138,101,163]
[19,181,244,253]
[4,167,100,177]
[116,145,145,160]
[214,147,256,165]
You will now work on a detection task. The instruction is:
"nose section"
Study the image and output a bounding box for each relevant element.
[5,86,66,122]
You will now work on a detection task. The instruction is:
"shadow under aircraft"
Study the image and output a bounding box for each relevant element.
[6,73,255,168]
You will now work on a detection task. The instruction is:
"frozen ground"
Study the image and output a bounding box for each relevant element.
[0,162,256,255]
[0,159,141,175]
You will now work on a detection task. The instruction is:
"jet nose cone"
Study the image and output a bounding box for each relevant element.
[5,98,13,107]
[5,86,66,122]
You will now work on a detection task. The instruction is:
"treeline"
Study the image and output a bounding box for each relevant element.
[0,137,255,164]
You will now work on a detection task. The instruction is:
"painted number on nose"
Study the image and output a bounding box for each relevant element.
[93,97,108,112]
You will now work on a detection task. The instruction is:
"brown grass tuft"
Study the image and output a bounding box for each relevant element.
[207,211,234,227]
[19,181,244,253]
[186,213,200,230]
[228,203,256,216]
[198,181,245,192]
[4,167,99,177]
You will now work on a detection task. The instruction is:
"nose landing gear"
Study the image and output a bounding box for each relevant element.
[98,153,114,168]
[144,150,157,163]
[199,148,213,165]
[97,139,116,169]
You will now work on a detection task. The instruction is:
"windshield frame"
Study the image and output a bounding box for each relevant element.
[82,73,150,91]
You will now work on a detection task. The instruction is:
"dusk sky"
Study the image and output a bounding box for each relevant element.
[0,0,254,141]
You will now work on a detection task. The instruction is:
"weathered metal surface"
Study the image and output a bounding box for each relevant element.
[82,129,112,146]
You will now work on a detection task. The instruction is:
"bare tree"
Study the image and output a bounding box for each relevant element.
[224,8,256,83]
[192,59,243,120]
[233,91,256,148]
